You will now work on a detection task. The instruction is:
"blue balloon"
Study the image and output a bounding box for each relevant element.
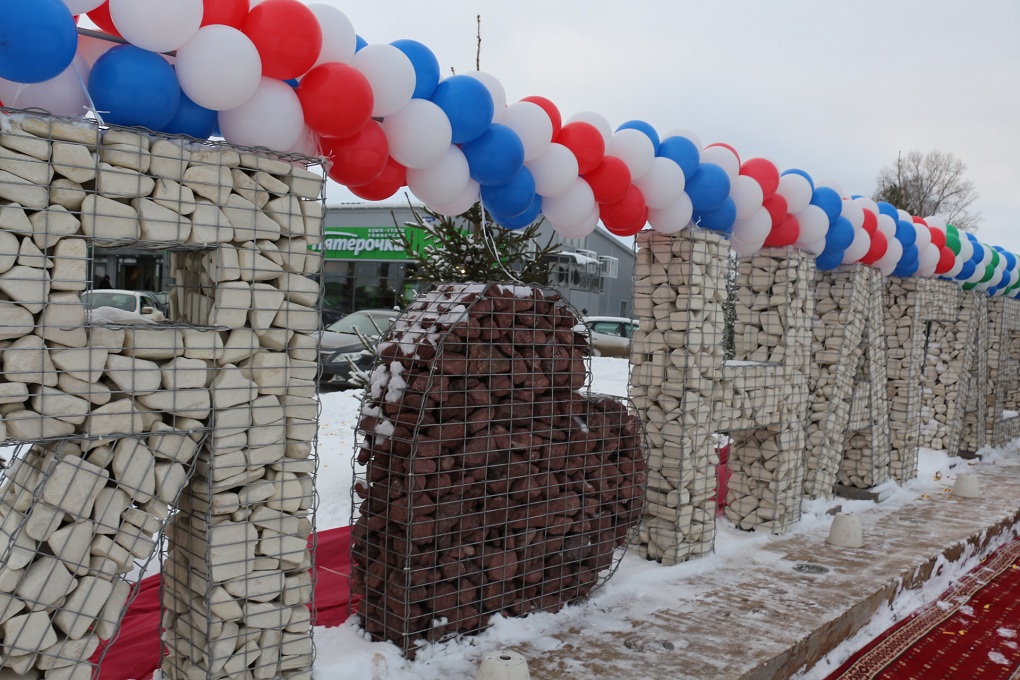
[895,220,917,249]
[161,90,217,140]
[685,162,731,212]
[391,39,441,100]
[782,168,814,190]
[481,166,536,219]
[816,249,844,271]
[616,120,660,153]
[491,195,543,230]
[893,258,919,278]
[0,0,77,84]
[355,35,368,52]
[810,187,843,224]
[898,243,919,266]
[693,197,736,234]
[89,45,180,131]
[1000,249,1017,271]
[430,75,494,144]
[876,201,900,221]
[824,216,855,252]
[461,123,525,186]
[956,260,976,280]
[967,234,984,264]
[657,136,700,181]
[284,79,299,88]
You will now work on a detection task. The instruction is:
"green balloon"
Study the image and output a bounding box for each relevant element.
[946,233,961,255]
[990,250,1001,269]
[962,281,977,291]
[980,263,996,283]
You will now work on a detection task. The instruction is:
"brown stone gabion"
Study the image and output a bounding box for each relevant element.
[350,283,646,652]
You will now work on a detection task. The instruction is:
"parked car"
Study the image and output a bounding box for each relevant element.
[81,289,166,322]
[583,316,639,357]
[317,309,400,387]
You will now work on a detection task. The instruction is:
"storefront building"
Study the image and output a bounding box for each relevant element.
[319,204,636,322]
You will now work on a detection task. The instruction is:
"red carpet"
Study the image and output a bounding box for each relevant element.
[826,535,1020,680]
[93,525,354,680]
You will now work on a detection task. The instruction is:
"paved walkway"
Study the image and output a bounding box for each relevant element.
[518,454,1020,679]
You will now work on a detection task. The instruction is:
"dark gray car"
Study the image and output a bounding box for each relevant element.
[317,309,400,387]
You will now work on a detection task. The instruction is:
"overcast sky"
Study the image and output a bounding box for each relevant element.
[319,0,1020,250]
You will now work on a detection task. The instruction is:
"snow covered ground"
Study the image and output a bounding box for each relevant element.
[310,356,1020,679]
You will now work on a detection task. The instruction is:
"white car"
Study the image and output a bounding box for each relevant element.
[583,316,639,357]
[81,289,166,322]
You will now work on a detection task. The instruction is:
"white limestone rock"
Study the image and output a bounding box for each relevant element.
[183,164,232,205]
[285,167,323,200]
[84,398,145,440]
[223,193,282,242]
[49,238,88,291]
[121,326,184,360]
[105,353,163,395]
[50,141,97,184]
[111,438,156,503]
[47,520,95,576]
[96,161,155,198]
[0,264,50,314]
[30,387,90,425]
[29,205,82,249]
[210,281,252,328]
[0,143,54,186]
[3,610,58,656]
[134,197,192,242]
[3,334,57,386]
[188,199,233,244]
[149,139,191,182]
[80,194,140,240]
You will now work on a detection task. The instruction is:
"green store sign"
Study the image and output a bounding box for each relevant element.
[311,225,433,261]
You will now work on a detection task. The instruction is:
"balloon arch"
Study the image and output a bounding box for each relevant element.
[1,0,1015,295]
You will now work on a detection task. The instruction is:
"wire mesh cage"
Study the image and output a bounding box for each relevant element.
[349,282,647,654]
[0,107,325,678]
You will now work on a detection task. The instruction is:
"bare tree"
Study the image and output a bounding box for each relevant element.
[873,150,981,232]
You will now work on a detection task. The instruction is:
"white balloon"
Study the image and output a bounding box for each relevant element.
[701,146,739,183]
[842,228,871,264]
[634,157,686,210]
[794,205,828,248]
[352,44,416,118]
[840,198,865,230]
[175,26,262,111]
[946,256,964,279]
[663,128,702,150]
[875,238,903,274]
[814,178,844,197]
[729,233,762,257]
[0,56,90,117]
[308,4,357,67]
[608,128,654,181]
[286,126,322,157]
[924,215,947,232]
[552,205,599,240]
[543,178,595,230]
[957,235,974,262]
[501,102,553,162]
[876,214,897,239]
[729,174,764,221]
[407,145,471,206]
[64,0,105,12]
[913,223,932,251]
[648,193,694,235]
[732,206,772,243]
[526,143,578,199]
[776,173,812,214]
[429,179,480,216]
[76,34,114,68]
[918,243,941,277]
[566,111,612,148]
[896,209,913,224]
[109,0,203,53]
[463,71,506,123]
[852,196,880,217]
[381,99,452,169]
[218,78,304,152]
[804,237,827,256]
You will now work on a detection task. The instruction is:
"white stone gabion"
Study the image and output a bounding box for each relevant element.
[0,113,323,679]
[987,298,1020,445]
[803,265,890,498]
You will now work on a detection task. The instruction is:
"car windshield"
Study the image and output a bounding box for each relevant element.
[83,292,137,312]
[326,311,395,336]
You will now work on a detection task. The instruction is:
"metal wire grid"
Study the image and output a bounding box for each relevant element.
[0,108,325,678]
[348,282,646,654]
[958,292,990,457]
[722,248,812,535]
[988,298,1020,444]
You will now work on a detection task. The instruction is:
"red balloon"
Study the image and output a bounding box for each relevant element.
[912,216,927,226]
[860,229,888,265]
[556,121,605,175]
[928,226,946,250]
[520,96,562,139]
[348,157,407,201]
[762,193,788,226]
[600,184,647,236]
[764,213,799,248]
[739,157,780,198]
[298,63,373,140]
[584,156,632,205]
[707,142,740,164]
[87,2,121,37]
[935,245,956,274]
[202,0,250,28]
[861,208,878,235]
[242,0,322,80]
[322,120,390,188]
